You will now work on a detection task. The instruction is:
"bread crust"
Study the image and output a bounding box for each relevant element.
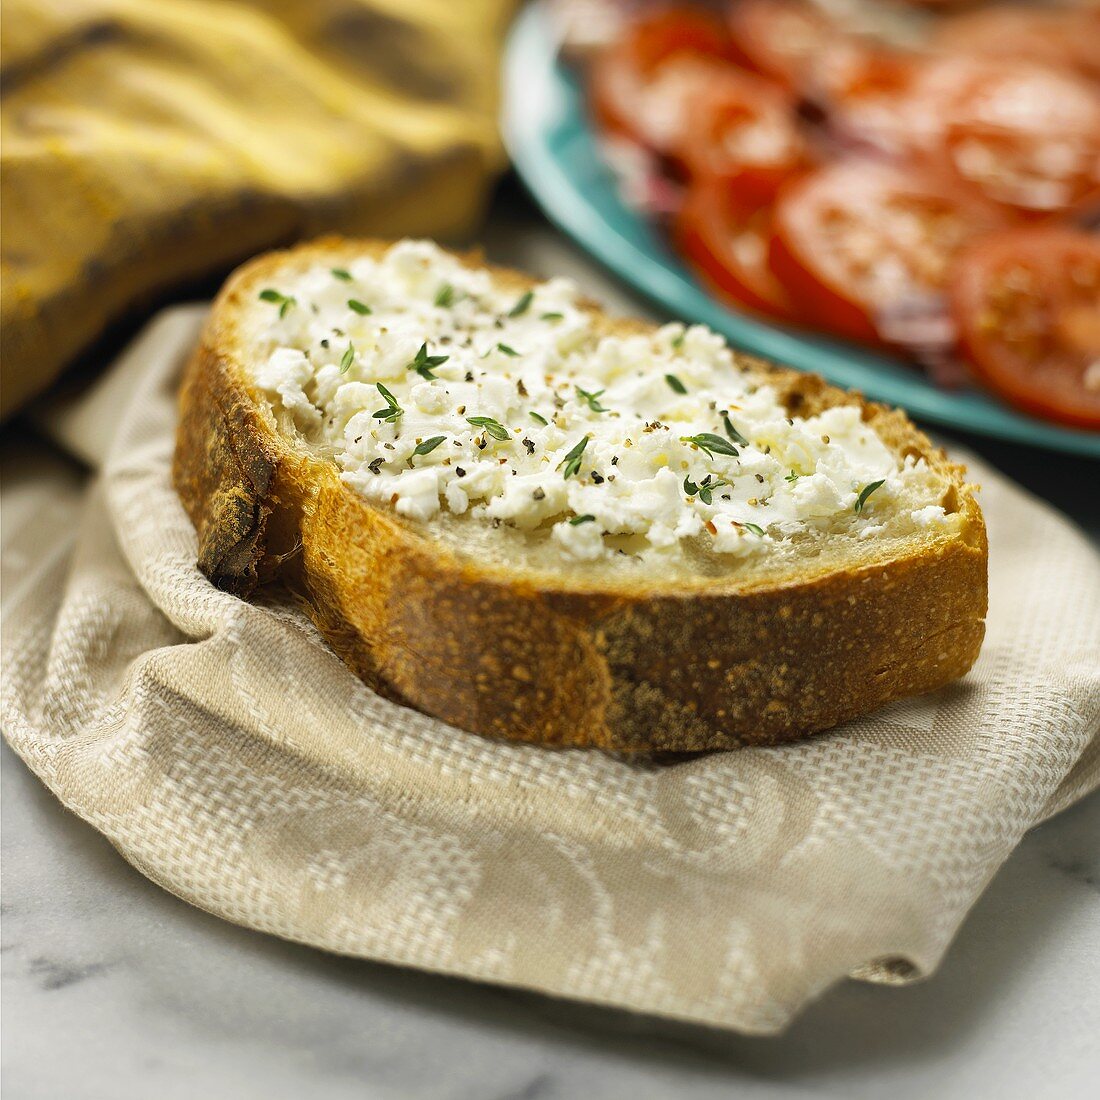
[173,238,988,752]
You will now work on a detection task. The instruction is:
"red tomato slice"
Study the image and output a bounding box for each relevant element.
[674,69,807,201]
[952,228,1100,430]
[726,0,836,91]
[675,179,794,321]
[913,57,1100,218]
[770,161,1007,345]
[590,8,735,153]
[934,5,1100,86]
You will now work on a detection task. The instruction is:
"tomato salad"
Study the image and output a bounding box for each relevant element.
[585,0,1100,430]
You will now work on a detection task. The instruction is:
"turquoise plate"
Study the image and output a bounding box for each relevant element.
[501,3,1100,458]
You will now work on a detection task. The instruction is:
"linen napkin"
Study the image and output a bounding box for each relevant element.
[3,307,1098,1033]
[0,0,512,417]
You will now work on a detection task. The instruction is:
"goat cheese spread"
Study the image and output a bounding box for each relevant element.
[250,240,953,563]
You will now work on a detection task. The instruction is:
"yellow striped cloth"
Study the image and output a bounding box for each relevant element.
[1,0,513,417]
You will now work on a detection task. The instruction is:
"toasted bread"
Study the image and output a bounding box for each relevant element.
[173,238,987,752]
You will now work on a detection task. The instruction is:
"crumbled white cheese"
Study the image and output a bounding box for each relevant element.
[911,504,948,527]
[247,240,954,563]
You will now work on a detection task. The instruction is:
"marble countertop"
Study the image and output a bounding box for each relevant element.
[3,189,1099,1099]
[5,737,1098,1100]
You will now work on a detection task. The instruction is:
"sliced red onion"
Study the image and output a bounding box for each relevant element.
[919,350,972,392]
[874,293,957,355]
[598,135,684,216]
[552,0,711,63]
[549,0,634,61]
[873,295,970,390]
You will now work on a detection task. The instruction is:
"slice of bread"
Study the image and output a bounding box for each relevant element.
[174,238,987,753]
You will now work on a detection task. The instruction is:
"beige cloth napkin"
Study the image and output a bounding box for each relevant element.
[3,306,1099,1034]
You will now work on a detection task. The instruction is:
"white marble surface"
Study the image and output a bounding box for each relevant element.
[4,736,1098,1100]
[3,192,1100,1099]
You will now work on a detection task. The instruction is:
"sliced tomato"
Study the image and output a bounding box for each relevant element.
[952,228,1100,430]
[675,179,794,321]
[934,5,1100,86]
[726,0,836,92]
[770,161,1007,345]
[911,57,1100,219]
[673,69,807,201]
[590,8,735,153]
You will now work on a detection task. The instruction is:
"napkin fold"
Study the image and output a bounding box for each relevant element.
[2,309,1098,1034]
[0,0,512,417]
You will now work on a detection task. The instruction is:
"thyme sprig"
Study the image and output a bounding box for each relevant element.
[372,383,403,422]
[559,435,589,479]
[466,416,510,442]
[683,474,728,505]
[258,288,295,318]
[575,386,608,413]
[681,433,739,458]
[408,342,449,380]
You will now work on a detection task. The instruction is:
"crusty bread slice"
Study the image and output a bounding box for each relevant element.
[173,238,987,753]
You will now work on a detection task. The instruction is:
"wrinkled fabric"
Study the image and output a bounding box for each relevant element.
[3,308,1098,1034]
[0,0,512,416]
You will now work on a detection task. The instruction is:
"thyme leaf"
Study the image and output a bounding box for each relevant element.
[508,290,534,317]
[575,386,608,413]
[722,412,750,446]
[339,343,356,374]
[466,416,510,442]
[558,435,589,479]
[413,435,446,456]
[855,479,886,513]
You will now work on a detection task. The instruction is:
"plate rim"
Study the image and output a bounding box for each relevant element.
[501,2,1100,459]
